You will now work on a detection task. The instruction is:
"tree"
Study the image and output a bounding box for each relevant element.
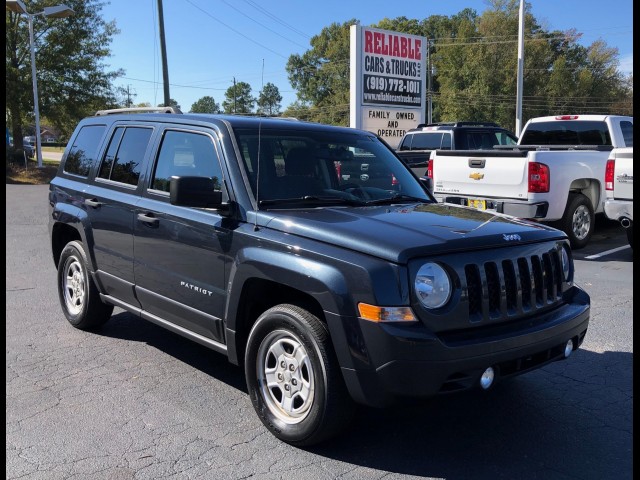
[6,0,123,146]
[222,81,254,114]
[286,20,354,125]
[284,2,632,128]
[256,83,282,116]
[190,96,222,113]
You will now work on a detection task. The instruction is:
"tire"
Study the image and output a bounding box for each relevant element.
[245,304,354,446]
[626,222,633,249]
[57,240,113,330]
[558,193,595,250]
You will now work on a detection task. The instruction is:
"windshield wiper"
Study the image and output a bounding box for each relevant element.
[259,196,365,207]
[363,194,431,206]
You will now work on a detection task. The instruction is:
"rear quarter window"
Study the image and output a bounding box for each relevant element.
[620,121,633,147]
[63,124,106,177]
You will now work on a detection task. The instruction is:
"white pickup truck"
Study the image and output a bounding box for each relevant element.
[604,147,633,247]
[430,115,634,248]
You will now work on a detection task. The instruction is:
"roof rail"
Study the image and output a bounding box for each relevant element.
[414,121,499,129]
[94,106,183,116]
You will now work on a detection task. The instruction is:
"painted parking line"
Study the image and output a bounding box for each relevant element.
[584,245,631,260]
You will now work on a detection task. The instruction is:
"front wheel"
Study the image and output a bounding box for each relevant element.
[558,193,595,250]
[57,240,113,330]
[245,304,354,446]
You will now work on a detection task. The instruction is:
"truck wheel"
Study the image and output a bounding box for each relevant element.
[57,240,113,330]
[559,194,594,250]
[245,304,354,446]
[626,223,633,248]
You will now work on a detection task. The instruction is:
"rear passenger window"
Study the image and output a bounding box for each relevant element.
[151,130,223,193]
[64,125,106,177]
[97,127,153,186]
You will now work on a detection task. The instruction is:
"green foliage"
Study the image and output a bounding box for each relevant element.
[5,0,123,145]
[283,1,632,128]
[222,81,255,114]
[286,20,355,125]
[257,83,283,116]
[190,96,222,114]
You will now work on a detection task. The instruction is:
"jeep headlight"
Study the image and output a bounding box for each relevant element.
[415,262,451,309]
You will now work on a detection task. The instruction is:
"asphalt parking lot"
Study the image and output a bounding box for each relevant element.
[6,184,632,480]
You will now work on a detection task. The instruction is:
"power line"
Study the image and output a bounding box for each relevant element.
[241,0,311,39]
[215,0,307,49]
[183,0,289,59]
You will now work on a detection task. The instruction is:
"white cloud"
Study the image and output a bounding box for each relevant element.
[619,53,633,74]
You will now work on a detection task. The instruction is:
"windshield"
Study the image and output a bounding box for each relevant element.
[234,127,432,208]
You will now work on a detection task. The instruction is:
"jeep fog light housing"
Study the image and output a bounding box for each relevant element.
[561,245,572,283]
[415,262,451,309]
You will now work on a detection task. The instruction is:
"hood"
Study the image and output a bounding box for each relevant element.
[260,202,565,263]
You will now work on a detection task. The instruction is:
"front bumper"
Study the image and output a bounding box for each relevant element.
[327,286,590,407]
[604,199,633,223]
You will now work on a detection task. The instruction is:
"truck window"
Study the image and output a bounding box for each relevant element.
[620,121,633,147]
[411,132,447,150]
[520,121,612,146]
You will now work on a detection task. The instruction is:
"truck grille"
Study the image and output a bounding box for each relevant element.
[464,248,564,322]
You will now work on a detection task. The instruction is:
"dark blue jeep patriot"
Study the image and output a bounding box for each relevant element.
[48,108,590,446]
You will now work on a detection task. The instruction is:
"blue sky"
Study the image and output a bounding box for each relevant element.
[100,0,633,112]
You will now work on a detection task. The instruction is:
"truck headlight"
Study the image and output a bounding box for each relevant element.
[415,262,451,309]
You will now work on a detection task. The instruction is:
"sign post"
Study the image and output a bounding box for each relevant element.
[350,25,427,148]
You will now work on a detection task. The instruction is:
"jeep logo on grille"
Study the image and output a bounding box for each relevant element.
[503,233,522,241]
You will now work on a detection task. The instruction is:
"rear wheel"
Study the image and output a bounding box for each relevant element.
[245,304,354,446]
[558,193,594,250]
[57,241,113,330]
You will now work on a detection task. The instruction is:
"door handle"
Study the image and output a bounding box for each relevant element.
[137,213,159,227]
[84,198,102,208]
[469,159,486,168]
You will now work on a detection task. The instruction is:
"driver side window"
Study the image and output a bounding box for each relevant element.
[151,130,223,193]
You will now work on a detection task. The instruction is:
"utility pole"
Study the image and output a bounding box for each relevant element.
[157,0,171,107]
[125,85,133,108]
[515,0,525,136]
[233,77,237,114]
[426,37,432,124]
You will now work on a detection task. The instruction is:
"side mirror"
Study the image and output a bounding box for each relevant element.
[169,176,229,213]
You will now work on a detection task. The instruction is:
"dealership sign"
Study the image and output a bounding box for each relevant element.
[350,25,426,148]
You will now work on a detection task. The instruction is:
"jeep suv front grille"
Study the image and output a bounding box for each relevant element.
[465,249,564,322]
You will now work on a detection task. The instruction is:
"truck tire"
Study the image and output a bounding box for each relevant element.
[57,240,113,330]
[559,193,594,250]
[245,304,354,446]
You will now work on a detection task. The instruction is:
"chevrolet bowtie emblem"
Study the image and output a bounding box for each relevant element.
[469,172,484,180]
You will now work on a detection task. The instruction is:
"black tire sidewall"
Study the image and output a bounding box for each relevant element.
[57,240,112,329]
[245,306,329,445]
[561,194,594,249]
